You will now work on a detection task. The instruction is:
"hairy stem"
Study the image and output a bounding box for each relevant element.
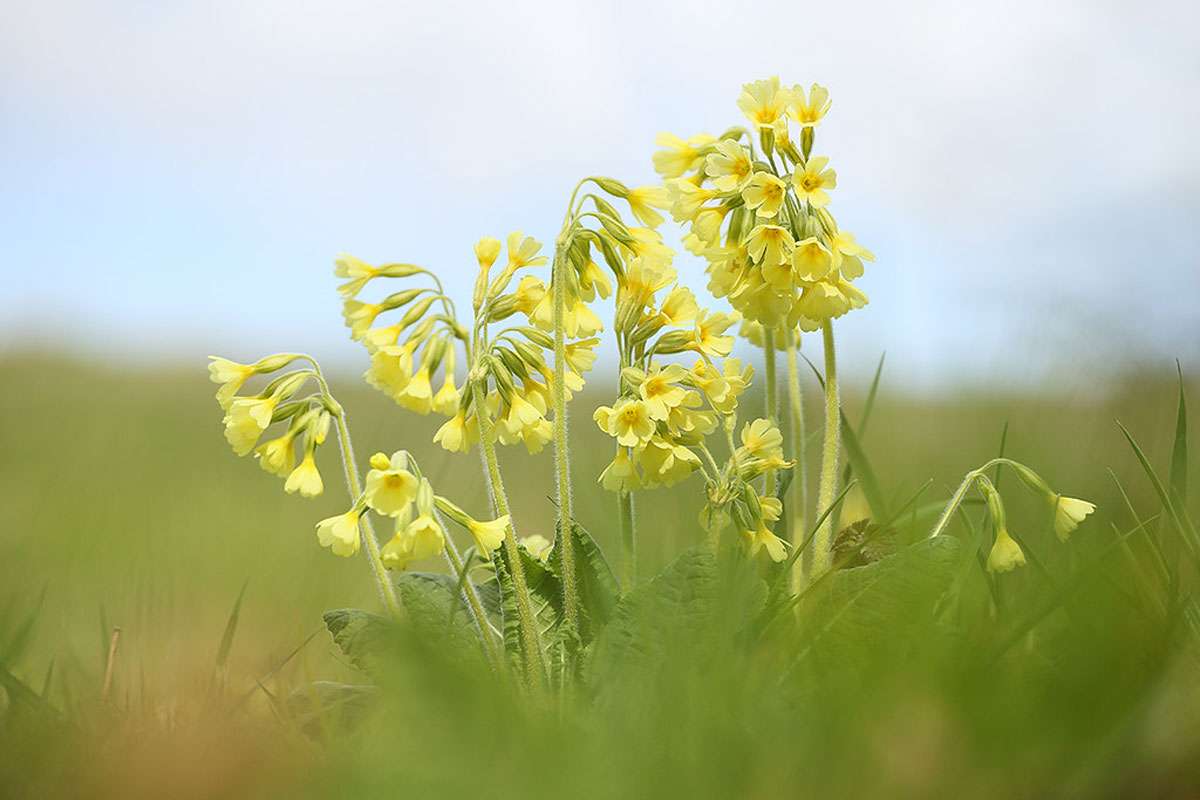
[785,329,808,589]
[811,321,841,577]
[473,384,546,687]
[763,327,779,499]
[439,520,502,671]
[550,237,580,632]
[331,411,401,618]
[618,490,636,591]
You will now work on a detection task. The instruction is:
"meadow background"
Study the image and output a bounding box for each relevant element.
[2,0,1199,796]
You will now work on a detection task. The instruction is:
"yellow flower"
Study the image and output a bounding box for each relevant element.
[653,132,715,179]
[362,323,403,352]
[334,253,381,298]
[565,338,600,378]
[284,452,323,497]
[747,523,788,562]
[638,436,700,488]
[741,418,783,458]
[513,276,547,316]
[788,83,831,128]
[520,534,554,563]
[342,300,385,340]
[667,179,716,222]
[746,224,794,267]
[433,412,476,454]
[381,514,445,570]
[705,139,754,193]
[364,343,415,398]
[223,395,279,456]
[1053,496,1096,541]
[737,77,792,130]
[255,433,296,477]
[599,446,640,492]
[315,511,361,558]
[792,237,834,282]
[431,348,459,417]
[519,417,553,455]
[793,156,837,208]
[579,260,613,302]
[396,366,433,414]
[505,232,548,269]
[571,299,605,337]
[829,229,875,279]
[691,206,729,248]
[474,237,502,270]
[626,227,676,272]
[468,515,509,555]
[596,399,655,447]
[692,311,738,358]
[659,286,699,327]
[626,186,670,228]
[208,357,255,409]
[364,452,419,516]
[639,364,690,421]
[742,173,787,218]
[986,528,1026,573]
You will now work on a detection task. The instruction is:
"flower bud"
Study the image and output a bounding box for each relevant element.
[592,176,630,197]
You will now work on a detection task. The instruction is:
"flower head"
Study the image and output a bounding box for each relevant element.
[737,77,791,130]
[520,534,554,563]
[742,172,787,219]
[626,186,670,228]
[208,357,255,409]
[316,511,361,558]
[599,446,640,492]
[284,451,324,497]
[653,132,715,179]
[986,528,1026,573]
[1053,496,1096,541]
[468,515,509,555]
[381,513,445,570]
[746,224,795,267]
[793,157,837,208]
[788,83,831,128]
[705,139,754,193]
[223,395,279,456]
[364,452,419,516]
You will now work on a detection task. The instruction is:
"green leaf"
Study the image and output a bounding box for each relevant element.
[322,608,395,675]
[493,546,562,673]
[394,573,484,659]
[587,545,719,689]
[286,681,378,736]
[547,521,620,642]
[1117,421,1200,568]
[214,578,248,674]
[790,537,961,679]
[1169,362,1188,508]
[839,411,890,522]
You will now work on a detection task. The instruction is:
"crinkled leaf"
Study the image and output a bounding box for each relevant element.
[322,608,394,676]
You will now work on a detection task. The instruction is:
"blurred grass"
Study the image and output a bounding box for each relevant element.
[0,350,1196,796]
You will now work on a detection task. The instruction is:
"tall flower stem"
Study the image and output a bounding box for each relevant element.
[811,321,841,577]
[330,409,401,618]
[784,328,808,587]
[762,327,779,498]
[439,520,502,671]
[474,384,546,688]
[550,236,580,632]
[618,490,636,590]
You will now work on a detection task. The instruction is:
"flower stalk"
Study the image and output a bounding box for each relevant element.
[811,320,841,577]
[763,327,779,499]
[550,234,581,632]
[784,328,807,586]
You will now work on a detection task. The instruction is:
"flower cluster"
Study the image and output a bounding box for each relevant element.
[208,354,335,498]
[654,78,874,336]
[316,450,509,566]
[337,234,600,456]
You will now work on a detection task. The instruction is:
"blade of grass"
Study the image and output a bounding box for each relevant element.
[1117,420,1199,564]
[857,351,886,438]
[214,578,250,687]
[1169,361,1188,507]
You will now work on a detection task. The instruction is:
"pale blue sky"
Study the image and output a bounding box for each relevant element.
[2,0,1197,390]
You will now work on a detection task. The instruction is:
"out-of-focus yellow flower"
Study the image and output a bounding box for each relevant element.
[381,514,445,570]
[334,253,379,298]
[692,311,738,358]
[433,411,476,453]
[653,132,715,179]
[599,446,640,492]
[513,276,547,316]
[342,300,385,340]
[638,436,701,488]
[396,366,434,414]
[742,172,787,218]
[506,232,548,269]
[746,224,794,267]
[986,528,1026,573]
[705,139,754,193]
[208,357,255,409]
[659,286,699,327]
[737,77,792,130]
[520,534,554,563]
[792,237,834,282]
[255,432,297,477]
[829,229,875,279]
[431,348,459,417]
[793,156,837,208]
[579,260,613,302]
[468,514,509,555]
[474,237,502,270]
[788,83,831,128]
[626,186,670,228]
[741,418,784,458]
[364,343,415,398]
[223,395,280,456]
[316,510,361,557]
[668,180,716,222]
[746,523,788,562]
[1053,496,1096,541]
[284,450,323,497]
[364,452,419,516]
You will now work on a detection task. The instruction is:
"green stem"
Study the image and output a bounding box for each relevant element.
[550,235,580,633]
[811,321,841,577]
[439,523,502,670]
[784,329,807,588]
[473,383,546,688]
[763,327,779,499]
[331,411,401,618]
[618,490,636,591]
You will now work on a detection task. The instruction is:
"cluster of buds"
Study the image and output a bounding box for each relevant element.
[209,354,336,498]
[315,450,509,566]
[698,418,795,562]
[653,77,874,336]
[337,234,600,456]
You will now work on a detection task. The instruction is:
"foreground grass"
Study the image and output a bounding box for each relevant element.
[1,352,1197,797]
